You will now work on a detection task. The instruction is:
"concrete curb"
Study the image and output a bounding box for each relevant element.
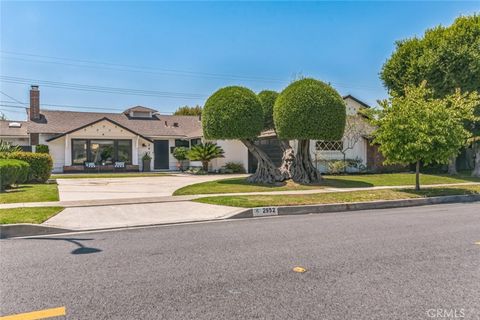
[2,194,478,239]
[0,224,72,239]
[228,194,480,219]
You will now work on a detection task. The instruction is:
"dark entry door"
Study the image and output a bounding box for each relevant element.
[154,140,169,170]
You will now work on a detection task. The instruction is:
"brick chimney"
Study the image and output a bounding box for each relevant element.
[30,85,40,121]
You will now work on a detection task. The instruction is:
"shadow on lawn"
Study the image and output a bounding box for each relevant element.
[3,185,33,194]
[222,177,374,188]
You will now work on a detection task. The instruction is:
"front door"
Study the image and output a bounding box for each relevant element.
[154,140,169,170]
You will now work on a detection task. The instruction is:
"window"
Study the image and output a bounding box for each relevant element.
[71,139,132,165]
[190,138,201,146]
[72,140,87,165]
[175,139,190,148]
[315,140,343,151]
[116,140,132,163]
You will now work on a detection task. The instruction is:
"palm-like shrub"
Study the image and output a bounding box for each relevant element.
[0,140,22,153]
[187,143,224,172]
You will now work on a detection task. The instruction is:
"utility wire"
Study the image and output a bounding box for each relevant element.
[1,50,381,90]
[1,76,207,99]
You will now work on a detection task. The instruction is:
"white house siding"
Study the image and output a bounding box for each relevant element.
[211,140,249,171]
[40,134,65,173]
[137,138,153,171]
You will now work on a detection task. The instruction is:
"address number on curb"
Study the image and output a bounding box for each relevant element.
[253,207,279,217]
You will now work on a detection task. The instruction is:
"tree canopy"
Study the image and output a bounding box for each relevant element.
[381,15,480,98]
[274,78,346,140]
[372,83,476,189]
[202,86,263,140]
[257,90,278,131]
[174,105,203,116]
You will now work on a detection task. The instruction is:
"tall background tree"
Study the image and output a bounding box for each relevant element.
[274,78,346,183]
[203,86,281,183]
[380,14,480,175]
[373,84,475,190]
[174,105,203,116]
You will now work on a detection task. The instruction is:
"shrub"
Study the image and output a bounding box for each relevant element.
[0,140,22,153]
[258,90,279,130]
[0,159,30,191]
[327,161,348,174]
[0,152,53,183]
[35,144,49,154]
[173,147,189,161]
[223,162,246,173]
[187,143,225,172]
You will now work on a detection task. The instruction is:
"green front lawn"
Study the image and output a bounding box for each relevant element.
[194,185,480,208]
[174,173,480,195]
[0,207,64,224]
[52,172,171,179]
[0,184,59,204]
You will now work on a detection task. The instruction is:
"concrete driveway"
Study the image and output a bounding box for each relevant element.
[57,174,247,201]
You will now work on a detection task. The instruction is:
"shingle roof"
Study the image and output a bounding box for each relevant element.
[0,120,29,137]
[27,110,202,138]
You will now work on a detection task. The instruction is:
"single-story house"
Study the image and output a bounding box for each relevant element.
[0,85,380,173]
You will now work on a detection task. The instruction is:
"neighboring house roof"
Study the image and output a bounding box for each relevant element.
[45,117,154,143]
[0,120,29,137]
[27,109,202,138]
[343,95,371,109]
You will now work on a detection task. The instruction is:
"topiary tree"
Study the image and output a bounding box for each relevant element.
[258,90,294,180]
[203,86,282,183]
[274,78,346,183]
[173,146,189,171]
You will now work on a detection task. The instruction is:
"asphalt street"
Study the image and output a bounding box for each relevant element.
[1,203,479,319]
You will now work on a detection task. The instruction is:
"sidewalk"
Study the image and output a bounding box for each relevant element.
[2,182,479,210]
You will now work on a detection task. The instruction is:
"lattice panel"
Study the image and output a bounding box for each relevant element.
[315,140,343,151]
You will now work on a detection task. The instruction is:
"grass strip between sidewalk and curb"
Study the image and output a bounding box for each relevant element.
[0,207,64,224]
[193,185,480,208]
[173,173,480,195]
[0,184,59,204]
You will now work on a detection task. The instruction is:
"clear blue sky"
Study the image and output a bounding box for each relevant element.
[1,1,478,120]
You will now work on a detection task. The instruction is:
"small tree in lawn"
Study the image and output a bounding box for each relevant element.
[373,83,474,190]
[187,142,224,172]
[203,86,282,184]
[274,78,346,183]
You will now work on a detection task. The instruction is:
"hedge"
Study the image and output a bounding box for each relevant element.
[274,78,346,140]
[0,159,30,191]
[35,144,49,154]
[202,86,264,140]
[0,152,53,183]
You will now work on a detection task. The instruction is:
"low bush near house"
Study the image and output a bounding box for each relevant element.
[223,162,246,174]
[0,159,30,191]
[327,161,348,174]
[35,144,49,154]
[0,140,22,153]
[0,152,53,183]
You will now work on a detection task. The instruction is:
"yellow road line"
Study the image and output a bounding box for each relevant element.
[0,307,66,320]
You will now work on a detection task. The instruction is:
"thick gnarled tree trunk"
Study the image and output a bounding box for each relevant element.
[278,139,295,180]
[241,139,283,184]
[472,148,480,177]
[292,139,322,184]
[447,155,457,175]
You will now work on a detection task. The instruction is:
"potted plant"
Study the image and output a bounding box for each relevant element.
[142,152,152,172]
